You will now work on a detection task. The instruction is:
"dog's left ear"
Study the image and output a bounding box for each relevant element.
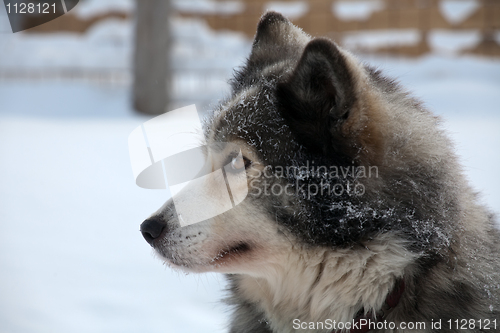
[232,12,310,93]
[276,38,363,158]
[249,12,309,67]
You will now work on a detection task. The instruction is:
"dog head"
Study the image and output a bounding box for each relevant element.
[140,12,453,276]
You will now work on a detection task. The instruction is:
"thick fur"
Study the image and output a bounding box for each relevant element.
[141,12,500,333]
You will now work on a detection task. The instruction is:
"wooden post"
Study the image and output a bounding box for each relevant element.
[133,0,171,115]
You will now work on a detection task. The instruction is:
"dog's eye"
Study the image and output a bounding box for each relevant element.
[231,156,244,170]
[230,155,251,171]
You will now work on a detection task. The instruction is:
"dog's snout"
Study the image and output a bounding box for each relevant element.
[140,216,167,246]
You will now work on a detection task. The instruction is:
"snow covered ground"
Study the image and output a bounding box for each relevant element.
[0,4,499,333]
[0,82,233,333]
[1,54,499,333]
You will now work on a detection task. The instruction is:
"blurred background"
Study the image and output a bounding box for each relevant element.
[0,0,499,332]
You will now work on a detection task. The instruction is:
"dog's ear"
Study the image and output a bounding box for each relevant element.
[249,11,309,65]
[232,12,309,92]
[276,38,360,158]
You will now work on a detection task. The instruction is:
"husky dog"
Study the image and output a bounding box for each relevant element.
[140,12,500,333]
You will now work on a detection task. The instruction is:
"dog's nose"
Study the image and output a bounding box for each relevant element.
[140,216,167,246]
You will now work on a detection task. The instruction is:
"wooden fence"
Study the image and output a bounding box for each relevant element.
[21,0,500,57]
[177,0,500,57]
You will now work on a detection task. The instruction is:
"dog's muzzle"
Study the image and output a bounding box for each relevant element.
[140,216,168,246]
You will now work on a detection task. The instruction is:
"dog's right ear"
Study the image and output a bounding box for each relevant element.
[276,38,359,158]
[277,38,384,165]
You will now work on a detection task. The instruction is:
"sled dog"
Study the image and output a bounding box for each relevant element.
[140,12,500,333]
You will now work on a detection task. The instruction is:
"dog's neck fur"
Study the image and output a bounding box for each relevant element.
[235,235,413,333]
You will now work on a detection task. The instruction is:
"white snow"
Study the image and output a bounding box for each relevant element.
[439,0,480,25]
[342,29,484,56]
[169,18,251,106]
[264,1,309,20]
[0,16,250,106]
[332,0,384,21]
[428,29,482,55]
[172,0,245,15]
[0,3,499,332]
[1,53,499,333]
[170,18,250,68]
[0,19,132,70]
[342,29,421,50]
[0,82,230,333]
[73,0,134,19]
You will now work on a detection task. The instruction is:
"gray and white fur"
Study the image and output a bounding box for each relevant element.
[140,12,500,333]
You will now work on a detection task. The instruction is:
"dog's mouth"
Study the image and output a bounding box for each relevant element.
[155,235,255,272]
[212,242,251,263]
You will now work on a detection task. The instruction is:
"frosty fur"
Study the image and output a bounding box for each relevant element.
[141,12,500,333]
